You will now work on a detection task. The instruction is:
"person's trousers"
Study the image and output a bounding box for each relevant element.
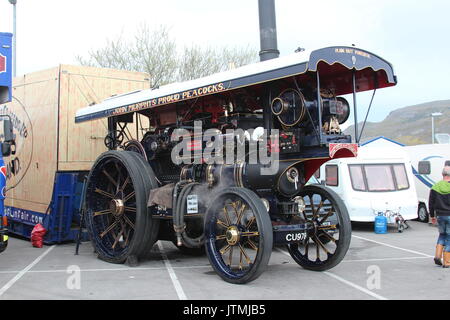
[437,216,450,252]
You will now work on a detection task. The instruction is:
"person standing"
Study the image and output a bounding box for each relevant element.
[429,166,450,268]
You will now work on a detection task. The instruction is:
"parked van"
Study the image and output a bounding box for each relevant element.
[403,144,450,222]
[315,138,418,223]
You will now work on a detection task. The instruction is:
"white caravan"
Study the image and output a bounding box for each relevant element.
[403,144,450,222]
[315,137,418,223]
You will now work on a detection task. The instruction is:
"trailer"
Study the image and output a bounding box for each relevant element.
[75,46,397,283]
[0,32,14,253]
[2,65,150,243]
[315,136,418,225]
[404,143,450,222]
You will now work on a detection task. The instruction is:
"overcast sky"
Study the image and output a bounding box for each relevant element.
[0,0,449,124]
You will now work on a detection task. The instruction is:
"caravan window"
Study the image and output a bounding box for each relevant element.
[393,164,409,190]
[348,163,410,192]
[348,165,366,191]
[325,165,338,186]
[364,165,396,191]
[418,161,431,175]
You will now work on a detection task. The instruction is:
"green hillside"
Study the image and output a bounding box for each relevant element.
[344,100,450,145]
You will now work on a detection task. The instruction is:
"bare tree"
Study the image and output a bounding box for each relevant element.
[77,24,257,87]
[177,44,256,81]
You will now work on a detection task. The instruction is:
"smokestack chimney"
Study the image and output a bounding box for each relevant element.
[258,0,280,61]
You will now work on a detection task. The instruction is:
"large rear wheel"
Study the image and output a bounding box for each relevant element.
[84,151,158,264]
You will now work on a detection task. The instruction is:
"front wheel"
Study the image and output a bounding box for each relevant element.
[204,187,273,284]
[287,185,351,271]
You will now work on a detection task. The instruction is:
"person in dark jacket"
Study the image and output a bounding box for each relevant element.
[429,166,450,268]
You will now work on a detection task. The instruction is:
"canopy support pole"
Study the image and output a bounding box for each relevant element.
[316,72,323,145]
[352,70,358,144]
[357,74,379,143]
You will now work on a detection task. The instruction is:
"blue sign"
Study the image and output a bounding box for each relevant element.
[0,32,13,104]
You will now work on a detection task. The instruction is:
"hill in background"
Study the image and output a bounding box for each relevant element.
[344,99,450,145]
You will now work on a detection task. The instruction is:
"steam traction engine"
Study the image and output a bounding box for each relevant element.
[76,47,397,284]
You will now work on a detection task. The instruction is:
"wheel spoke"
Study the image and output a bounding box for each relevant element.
[309,195,315,218]
[240,231,259,237]
[228,246,233,267]
[231,200,246,225]
[112,227,125,249]
[122,214,135,230]
[236,203,247,225]
[313,235,330,255]
[215,234,227,240]
[114,162,122,194]
[313,200,324,220]
[301,209,308,221]
[124,229,131,247]
[100,219,120,238]
[317,224,337,231]
[318,230,336,243]
[220,244,232,255]
[124,206,137,213]
[238,244,252,265]
[223,206,232,226]
[123,191,135,203]
[93,209,111,217]
[247,239,258,251]
[94,188,114,199]
[231,200,241,218]
[319,208,335,225]
[216,219,229,229]
[102,169,119,188]
[121,176,130,192]
[246,216,256,229]
[123,220,132,247]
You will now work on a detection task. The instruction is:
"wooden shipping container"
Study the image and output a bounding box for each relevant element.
[1,65,149,240]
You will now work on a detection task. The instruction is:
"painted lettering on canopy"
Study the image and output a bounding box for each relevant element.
[111,82,226,116]
[334,48,371,59]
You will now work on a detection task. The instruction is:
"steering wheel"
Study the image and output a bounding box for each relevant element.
[104,131,124,150]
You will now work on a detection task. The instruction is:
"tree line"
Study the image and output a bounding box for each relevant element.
[77,24,258,88]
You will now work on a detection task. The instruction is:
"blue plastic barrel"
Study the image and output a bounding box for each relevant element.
[374,213,387,234]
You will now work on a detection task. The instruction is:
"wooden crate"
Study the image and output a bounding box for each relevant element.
[3,65,150,214]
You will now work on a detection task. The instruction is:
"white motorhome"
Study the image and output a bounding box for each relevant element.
[403,143,450,222]
[315,137,418,223]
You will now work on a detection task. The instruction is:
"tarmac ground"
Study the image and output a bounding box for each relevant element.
[0,221,448,300]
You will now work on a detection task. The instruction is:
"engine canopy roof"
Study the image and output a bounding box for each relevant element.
[75,46,397,123]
